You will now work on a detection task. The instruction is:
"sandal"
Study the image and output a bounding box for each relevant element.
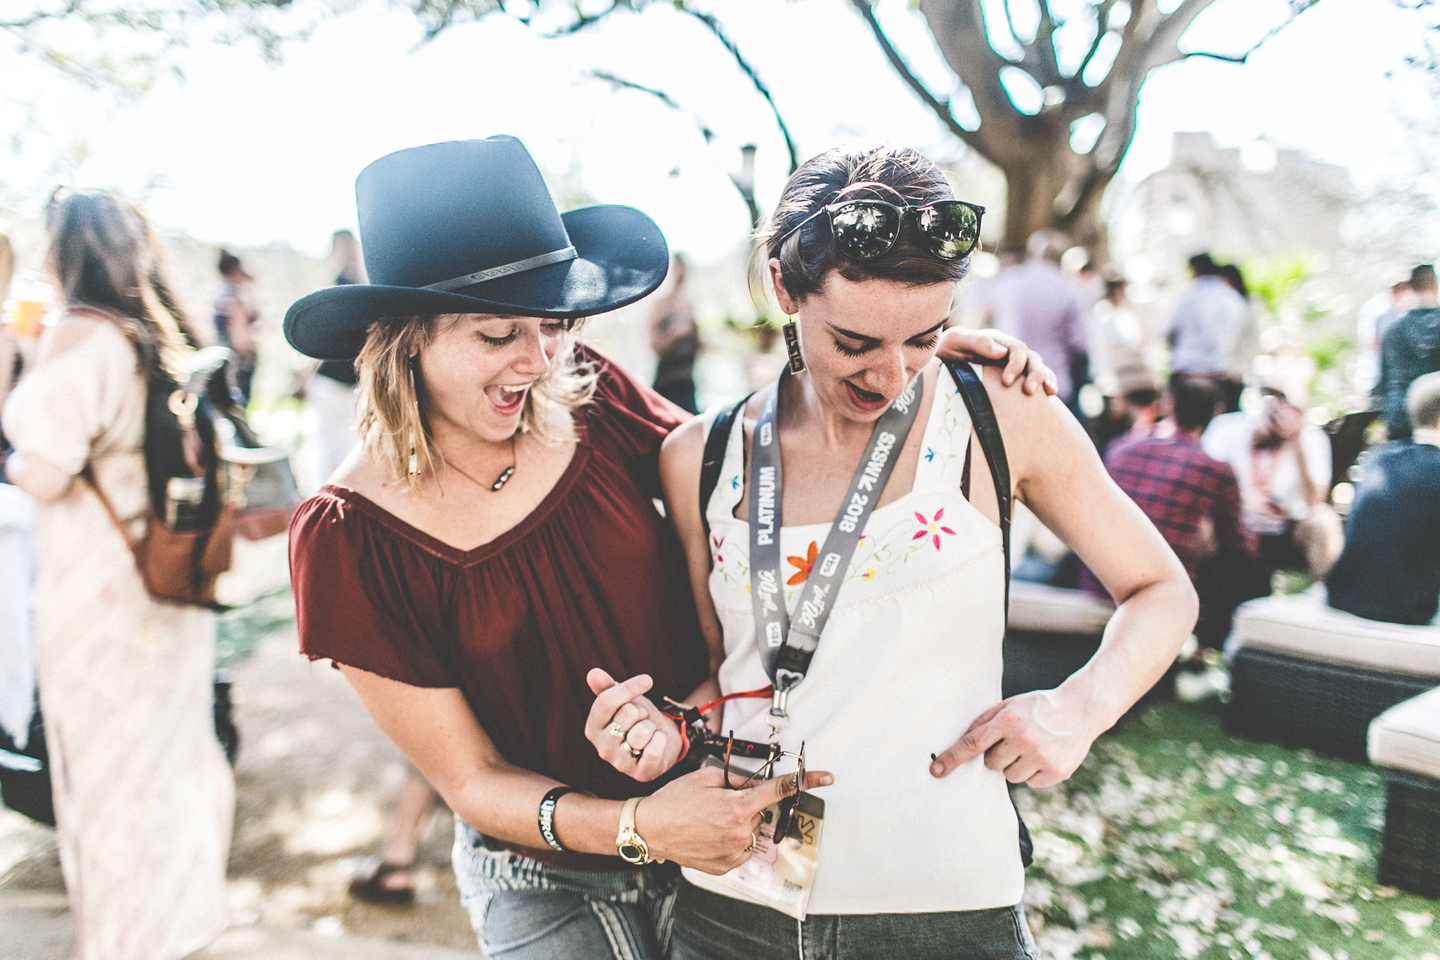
[348,861,417,905]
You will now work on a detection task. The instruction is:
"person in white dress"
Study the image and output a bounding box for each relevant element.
[3,191,233,960]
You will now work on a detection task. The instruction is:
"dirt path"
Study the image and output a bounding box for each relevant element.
[0,625,478,955]
[223,624,477,948]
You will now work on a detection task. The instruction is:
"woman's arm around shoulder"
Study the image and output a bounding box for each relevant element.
[931,366,1196,788]
[659,415,726,676]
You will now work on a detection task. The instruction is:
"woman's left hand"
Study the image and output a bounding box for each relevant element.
[935,328,1058,397]
[584,669,686,782]
[928,689,1104,789]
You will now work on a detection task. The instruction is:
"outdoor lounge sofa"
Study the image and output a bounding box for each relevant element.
[1003,581,1116,698]
[1224,589,1440,762]
[1368,686,1440,897]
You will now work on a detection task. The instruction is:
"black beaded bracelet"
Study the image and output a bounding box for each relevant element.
[538,786,583,852]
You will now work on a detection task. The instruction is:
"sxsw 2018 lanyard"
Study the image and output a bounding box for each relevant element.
[749,369,925,732]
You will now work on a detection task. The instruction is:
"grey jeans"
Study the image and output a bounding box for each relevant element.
[671,880,1040,960]
[451,818,678,960]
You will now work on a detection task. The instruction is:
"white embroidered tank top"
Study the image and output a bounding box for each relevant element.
[680,368,1027,914]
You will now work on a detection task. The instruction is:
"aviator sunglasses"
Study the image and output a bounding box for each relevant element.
[776,195,986,262]
[662,690,809,844]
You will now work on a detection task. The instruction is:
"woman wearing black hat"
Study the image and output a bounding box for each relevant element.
[589,145,1197,958]
[285,136,1053,960]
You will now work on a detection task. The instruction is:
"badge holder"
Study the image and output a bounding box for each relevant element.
[699,750,824,921]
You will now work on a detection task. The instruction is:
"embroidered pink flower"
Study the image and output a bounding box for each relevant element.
[711,535,724,564]
[912,508,957,551]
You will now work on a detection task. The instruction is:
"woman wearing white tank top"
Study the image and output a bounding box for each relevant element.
[587,145,1196,959]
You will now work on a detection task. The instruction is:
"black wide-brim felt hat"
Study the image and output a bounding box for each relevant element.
[284,136,670,360]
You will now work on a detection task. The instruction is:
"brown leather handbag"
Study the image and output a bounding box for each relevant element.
[85,470,235,608]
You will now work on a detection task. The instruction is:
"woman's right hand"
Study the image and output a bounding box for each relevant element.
[636,763,834,875]
[584,669,686,781]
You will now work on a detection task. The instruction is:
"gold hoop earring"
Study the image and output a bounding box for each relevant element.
[782,316,805,374]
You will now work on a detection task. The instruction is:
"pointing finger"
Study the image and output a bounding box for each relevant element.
[742,769,833,816]
[931,719,1005,778]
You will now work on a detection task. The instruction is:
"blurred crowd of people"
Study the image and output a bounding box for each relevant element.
[962,230,1440,689]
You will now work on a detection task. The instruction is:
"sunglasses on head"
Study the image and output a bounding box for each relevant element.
[776,196,985,263]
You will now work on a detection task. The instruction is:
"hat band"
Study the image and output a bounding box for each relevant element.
[421,246,578,292]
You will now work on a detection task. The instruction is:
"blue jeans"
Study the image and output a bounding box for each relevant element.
[452,818,679,960]
[671,880,1039,960]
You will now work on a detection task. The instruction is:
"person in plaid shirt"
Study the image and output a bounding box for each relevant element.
[1085,378,1260,648]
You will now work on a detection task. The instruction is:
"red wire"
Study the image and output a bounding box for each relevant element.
[696,685,774,716]
[664,685,774,758]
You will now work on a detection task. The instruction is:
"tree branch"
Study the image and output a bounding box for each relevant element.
[1,1,80,32]
[848,0,982,152]
[1000,0,1027,53]
[586,69,717,142]
[1136,0,1215,72]
[1002,0,1025,52]
[1032,0,1061,87]
[679,7,798,172]
[1178,1,1318,66]
[536,3,618,39]
[1074,0,1119,81]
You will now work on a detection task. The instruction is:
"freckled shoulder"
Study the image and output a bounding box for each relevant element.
[980,361,1098,495]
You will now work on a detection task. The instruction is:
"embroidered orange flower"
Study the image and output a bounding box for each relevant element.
[787,541,819,585]
[912,508,957,551]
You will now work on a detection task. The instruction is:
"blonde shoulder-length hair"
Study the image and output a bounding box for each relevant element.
[355,314,597,491]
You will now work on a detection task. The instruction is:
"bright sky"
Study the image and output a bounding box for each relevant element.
[0,0,1432,262]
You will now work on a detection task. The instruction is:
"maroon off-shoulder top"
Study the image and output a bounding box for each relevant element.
[289,347,709,802]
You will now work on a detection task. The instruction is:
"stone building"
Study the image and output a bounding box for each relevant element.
[1115,131,1353,286]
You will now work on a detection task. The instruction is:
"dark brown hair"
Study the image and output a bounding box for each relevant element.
[1410,263,1437,295]
[751,145,969,305]
[1171,376,1222,432]
[45,191,201,377]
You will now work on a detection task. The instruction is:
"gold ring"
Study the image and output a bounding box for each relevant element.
[608,722,626,739]
[744,832,757,852]
[626,742,645,760]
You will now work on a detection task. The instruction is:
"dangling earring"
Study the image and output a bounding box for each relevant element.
[407,358,420,477]
[782,317,805,373]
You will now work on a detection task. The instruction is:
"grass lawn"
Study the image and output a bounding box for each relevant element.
[1015,698,1439,960]
[216,586,295,670]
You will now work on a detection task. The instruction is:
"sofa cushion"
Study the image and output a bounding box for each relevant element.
[1008,581,1115,636]
[1369,687,1440,779]
[1227,590,1440,678]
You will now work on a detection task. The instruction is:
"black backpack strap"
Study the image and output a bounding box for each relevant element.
[944,360,1012,618]
[698,396,750,557]
[944,359,1030,868]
